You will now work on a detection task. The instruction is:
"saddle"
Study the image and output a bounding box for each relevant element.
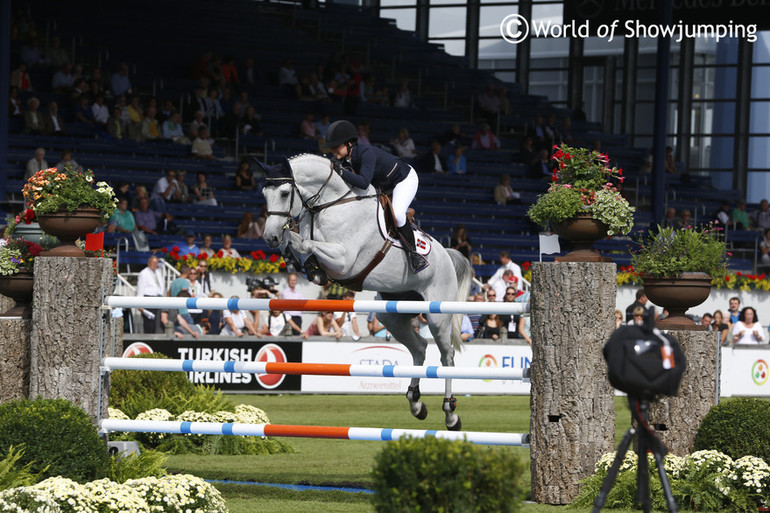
[380,194,416,240]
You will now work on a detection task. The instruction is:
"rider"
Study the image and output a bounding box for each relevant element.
[325,120,428,273]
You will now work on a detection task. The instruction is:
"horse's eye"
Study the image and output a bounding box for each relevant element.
[280,190,290,199]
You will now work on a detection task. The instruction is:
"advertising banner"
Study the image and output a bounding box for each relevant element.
[124,339,303,392]
[720,347,770,397]
[300,342,532,395]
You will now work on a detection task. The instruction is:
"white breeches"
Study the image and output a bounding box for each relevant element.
[392,167,418,227]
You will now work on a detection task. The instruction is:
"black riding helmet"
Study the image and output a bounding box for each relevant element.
[326,120,358,148]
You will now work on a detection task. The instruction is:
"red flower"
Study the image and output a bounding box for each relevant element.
[269,253,279,263]
[620,266,626,272]
[761,273,766,280]
[255,250,266,260]
[160,247,168,253]
[551,174,558,182]
[198,252,208,260]
[23,208,35,224]
[172,246,180,252]
[521,261,531,270]
[24,240,43,257]
[250,251,259,260]
[279,261,286,269]
[618,168,624,175]
[737,271,742,277]
[172,253,180,261]
[725,276,730,282]
[216,250,224,258]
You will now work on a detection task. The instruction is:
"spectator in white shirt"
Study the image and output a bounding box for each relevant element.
[25,147,48,180]
[91,94,109,127]
[484,251,523,296]
[135,255,166,333]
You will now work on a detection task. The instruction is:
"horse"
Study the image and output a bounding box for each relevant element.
[261,154,473,430]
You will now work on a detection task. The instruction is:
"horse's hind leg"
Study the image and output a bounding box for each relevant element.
[378,312,429,421]
[427,314,462,431]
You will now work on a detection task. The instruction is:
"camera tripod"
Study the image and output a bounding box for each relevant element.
[592,397,678,513]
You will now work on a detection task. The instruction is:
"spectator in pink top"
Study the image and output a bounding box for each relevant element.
[471,123,500,151]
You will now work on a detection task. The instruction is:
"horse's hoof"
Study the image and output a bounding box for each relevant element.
[412,402,428,420]
[446,415,462,431]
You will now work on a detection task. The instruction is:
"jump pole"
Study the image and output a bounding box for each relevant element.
[105,296,530,316]
[102,357,530,381]
[100,419,530,447]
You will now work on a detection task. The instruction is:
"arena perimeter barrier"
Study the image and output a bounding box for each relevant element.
[102,357,531,381]
[105,296,530,316]
[99,419,530,446]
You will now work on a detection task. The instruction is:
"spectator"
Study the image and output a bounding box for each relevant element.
[22,97,42,134]
[196,259,212,297]
[193,172,217,206]
[504,286,530,344]
[300,113,318,139]
[192,127,216,159]
[199,234,216,258]
[235,159,257,191]
[532,149,552,179]
[625,289,656,324]
[700,312,714,330]
[558,117,575,145]
[390,127,417,159]
[134,197,163,235]
[259,310,298,337]
[545,115,560,146]
[477,84,500,125]
[221,301,259,337]
[20,37,44,67]
[56,149,83,172]
[173,291,201,339]
[713,201,731,228]
[628,306,646,326]
[52,63,74,92]
[494,175,521,205]
[334,291,361,340]
[732,307,764,344]
[754,199,770,232]
[241,106,262,136]
[527,114,549,151]
[114,181,131,204]
[675,209,692,230]
[91,94,109,127]
[107,106,124,140]
[485,251,523,295]
[485,289,498,302]
[132,185,149,210]
[46,36,69,69]
[168,265,191,300]
[315,115,331,139]
[437,124,463,149]
[73,95,94,126]
[204,291,224,335]
[8,86,22,117]
[10,62,32,92]
[459,314,474,342]
[371,85,390,107]
[151,170,181,212]
[107,198,136,234]
[204,87,224,125]
[519,137,538,166]
[419,141,447,174]
[188,110,206,139]
[281,273,304,335]
[279,59,299,97]
[759,229,770,266]
[450,224,472,260]
[115,94,130,126]
[244,57,259,85]
[727,296,741,326]
[162,112,191,145]
[127,95,143,140]
[367,312,389,338]
[217,234,241,258]
[711,310,730,345]
[356,122,371,145]
[475,313,505,340]
[139,106,161,142]
[664,146,679,174]
[218,102,241,139]
[614,310,624,329]
[731,201,752,230]
[135,255,165,334]
[24,147,47,180]
[237,212,264,239]
[177,231,200,256]
[110,62,132,97]
[393,79,413,108]
[661,207,677,229]
[302,311,343,339]
[221,55,240,88]
[472,123,500,151]
[308,73,330,102]
[497,86,511,116]
[448,146,467,174]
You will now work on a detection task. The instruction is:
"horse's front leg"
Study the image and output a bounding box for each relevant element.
[286,232,350,275]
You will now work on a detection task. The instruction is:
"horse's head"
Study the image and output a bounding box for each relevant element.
[261,160,300,248]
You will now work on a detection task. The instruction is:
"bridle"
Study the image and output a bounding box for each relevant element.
[264,158,375,237]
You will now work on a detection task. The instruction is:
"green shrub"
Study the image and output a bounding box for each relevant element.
[0,398,110,482]
[695,398,770,462]
[371,436,525,513]
[107,450,167,484]
[109,353,197,418]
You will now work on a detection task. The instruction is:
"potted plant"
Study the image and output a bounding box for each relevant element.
[631,225,728,330]
[21,166,117,256]
[0,225,44,318]
[528,144,635,261]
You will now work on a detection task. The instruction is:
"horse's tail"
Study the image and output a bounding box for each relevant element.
[448,248,473,352]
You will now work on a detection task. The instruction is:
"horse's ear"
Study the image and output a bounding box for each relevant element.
[256,157,292,179]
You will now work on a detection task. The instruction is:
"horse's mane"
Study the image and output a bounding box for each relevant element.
[288,153,332,177]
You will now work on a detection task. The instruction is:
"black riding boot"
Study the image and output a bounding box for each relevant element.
[397,224,429,273]
[303,255,329,286]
